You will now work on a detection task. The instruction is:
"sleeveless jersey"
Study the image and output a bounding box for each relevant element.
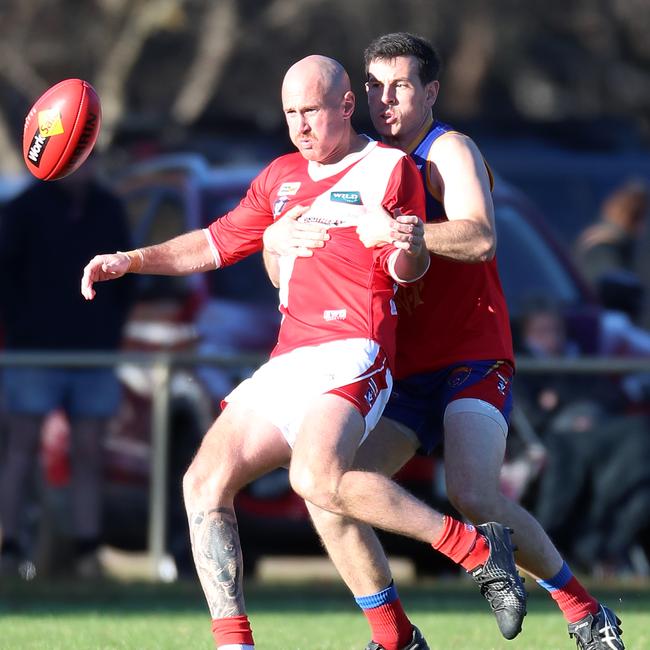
[206,140,426,367]
[393,120,514,379]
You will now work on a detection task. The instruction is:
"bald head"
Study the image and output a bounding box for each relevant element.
[281,55,359,164]
[282,55,351,105]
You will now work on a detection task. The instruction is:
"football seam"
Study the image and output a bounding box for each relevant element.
[45,81,87,181]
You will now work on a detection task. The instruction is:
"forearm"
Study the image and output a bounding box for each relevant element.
[389,245,430,283]
[131,230,217,275]
[423,219,495,263]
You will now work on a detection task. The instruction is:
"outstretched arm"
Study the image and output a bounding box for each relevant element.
[81,229,214,300]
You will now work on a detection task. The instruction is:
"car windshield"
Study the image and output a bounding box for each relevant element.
[495,204,581,316]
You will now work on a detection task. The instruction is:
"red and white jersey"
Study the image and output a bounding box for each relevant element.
[205,139,425,366]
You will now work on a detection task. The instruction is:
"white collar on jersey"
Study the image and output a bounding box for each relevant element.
[307,136,377,182]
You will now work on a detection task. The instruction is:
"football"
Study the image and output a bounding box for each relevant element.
[22,78,101,181]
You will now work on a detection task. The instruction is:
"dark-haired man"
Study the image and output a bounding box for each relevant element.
[267,32,624,650]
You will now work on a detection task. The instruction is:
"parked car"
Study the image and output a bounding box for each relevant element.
[23,153,604,578]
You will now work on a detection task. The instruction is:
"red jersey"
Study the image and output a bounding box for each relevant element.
[393,120,514,379]
[206,140,426,367]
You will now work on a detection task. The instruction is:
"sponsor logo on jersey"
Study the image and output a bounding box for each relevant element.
[330,191,362,205]
[447,365,471,388]
[303,214,344,227]
[273,196,290,217]
[323,309,347,321]
[298,212,348,227]
[37,108,64,137]
[277,182,301,196]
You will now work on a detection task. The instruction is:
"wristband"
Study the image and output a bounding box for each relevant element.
[118,249,144,273]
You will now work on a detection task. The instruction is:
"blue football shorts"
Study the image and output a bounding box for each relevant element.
[382,359,514,454]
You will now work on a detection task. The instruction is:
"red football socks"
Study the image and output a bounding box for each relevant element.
[549,576,599,623]
[363,600,413,650]
[536,562,599,623]
[211,615,254,647]
[431,516,490,571]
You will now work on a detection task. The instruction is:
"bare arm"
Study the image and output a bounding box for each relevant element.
[388,213,430,282]
[357,133,496,263]
[81,229,214,300]
[422,132,496,262]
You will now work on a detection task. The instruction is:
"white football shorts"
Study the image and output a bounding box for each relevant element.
[222,338,392,447]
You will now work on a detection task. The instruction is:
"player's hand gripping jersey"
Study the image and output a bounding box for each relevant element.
[205,139,426,366]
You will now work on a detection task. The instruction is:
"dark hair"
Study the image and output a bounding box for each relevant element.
[364,32,442,85]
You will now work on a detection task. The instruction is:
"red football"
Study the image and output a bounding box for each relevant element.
[23,78,101,181]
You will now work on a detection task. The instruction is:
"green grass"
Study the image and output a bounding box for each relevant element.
[0,578,648,649]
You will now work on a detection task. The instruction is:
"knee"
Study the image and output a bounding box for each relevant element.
[182,463,206,508]
[182,458,232,510]
[289,463,342,514]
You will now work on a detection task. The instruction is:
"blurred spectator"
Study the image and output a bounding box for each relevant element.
[0,159,134,577]
[515,297,650,575]
[575,179,649,289]
[514,296,621,434]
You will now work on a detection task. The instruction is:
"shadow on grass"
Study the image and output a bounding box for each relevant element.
[1,578,648,616]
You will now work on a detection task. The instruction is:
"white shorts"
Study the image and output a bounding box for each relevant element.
[222,338,392,447]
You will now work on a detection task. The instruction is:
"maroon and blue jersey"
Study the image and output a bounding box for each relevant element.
[393,117,514,379]
[384,117,515,451]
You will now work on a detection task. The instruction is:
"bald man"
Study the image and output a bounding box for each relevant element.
[81,56,524,650]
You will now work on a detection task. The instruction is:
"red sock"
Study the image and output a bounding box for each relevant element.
[211,615,254,647]
[363,600,412,650]
[432,516,490,571]
[550,576,599,623]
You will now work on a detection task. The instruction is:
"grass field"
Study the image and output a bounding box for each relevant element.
[0,576,648,649]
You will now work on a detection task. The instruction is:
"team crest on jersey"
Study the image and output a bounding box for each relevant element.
[330,191,362,205]
[447,365,471,388]
[277,182,301,196]
[273,196,290,217]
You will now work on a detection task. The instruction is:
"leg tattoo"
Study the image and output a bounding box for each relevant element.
[189,507,246,619]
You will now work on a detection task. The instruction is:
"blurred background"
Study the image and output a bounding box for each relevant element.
[1,0,650,590]
[1,0,650,169]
